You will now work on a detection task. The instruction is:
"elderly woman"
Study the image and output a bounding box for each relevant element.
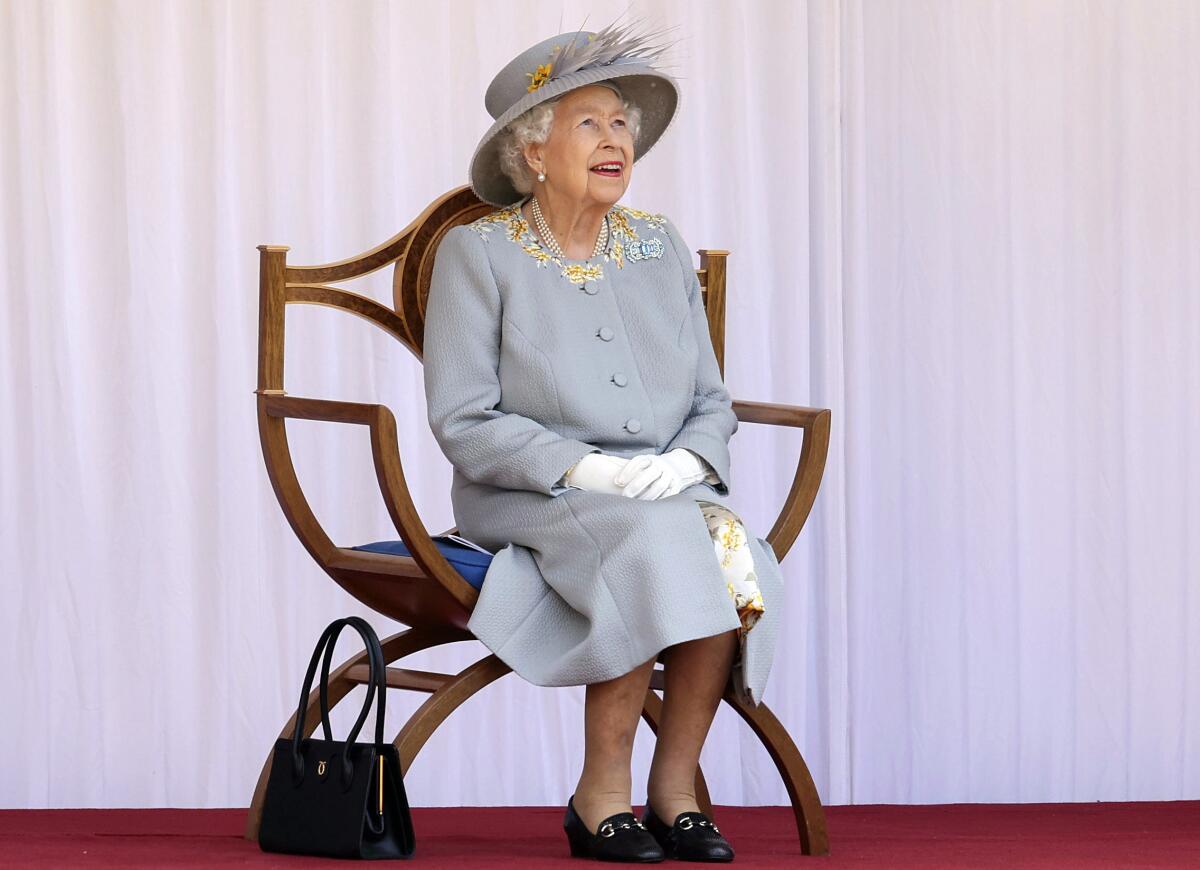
[423,21,785,864]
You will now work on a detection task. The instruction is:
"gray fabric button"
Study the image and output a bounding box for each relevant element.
[624,418,642,433]
[583,284,599,295]
[597,326,614,341]
[611,372,628,387]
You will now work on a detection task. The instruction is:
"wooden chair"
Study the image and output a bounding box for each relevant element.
[245,185,833,855]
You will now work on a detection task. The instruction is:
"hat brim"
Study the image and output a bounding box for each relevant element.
[469,63,679,208]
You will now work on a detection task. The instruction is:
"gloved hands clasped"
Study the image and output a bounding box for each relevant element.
[562,448,714,500]
[560,452,629,495]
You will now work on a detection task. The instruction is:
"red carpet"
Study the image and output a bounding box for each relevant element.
[0,802,1196,867]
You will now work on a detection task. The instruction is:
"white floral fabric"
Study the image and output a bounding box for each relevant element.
[696,500,765,682]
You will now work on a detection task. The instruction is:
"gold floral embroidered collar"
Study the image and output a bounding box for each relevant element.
[468,199,668,285]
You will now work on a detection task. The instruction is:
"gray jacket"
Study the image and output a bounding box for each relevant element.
[422,200,784,705]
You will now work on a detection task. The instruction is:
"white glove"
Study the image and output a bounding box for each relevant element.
[560,452,630,495]
[614,448,710,500]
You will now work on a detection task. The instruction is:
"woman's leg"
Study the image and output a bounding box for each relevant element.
[572,653,659,833]
[646,628,739,822]
[643,500,761,819]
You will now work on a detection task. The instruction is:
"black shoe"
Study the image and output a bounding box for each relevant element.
[641,803,735,862]
[564,795,665,862]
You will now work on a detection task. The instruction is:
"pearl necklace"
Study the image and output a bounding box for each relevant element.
[530,196,609,261]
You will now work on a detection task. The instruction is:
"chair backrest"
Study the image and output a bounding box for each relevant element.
[254,185,732,628]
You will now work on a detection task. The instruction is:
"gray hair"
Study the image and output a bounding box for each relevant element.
[496,86,644,197]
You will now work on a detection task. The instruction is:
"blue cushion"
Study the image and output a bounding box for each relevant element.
[350,536,495,590]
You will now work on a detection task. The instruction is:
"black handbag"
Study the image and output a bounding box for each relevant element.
[259,615,416,859]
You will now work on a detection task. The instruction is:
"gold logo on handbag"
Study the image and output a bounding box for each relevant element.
[317,760,327,776]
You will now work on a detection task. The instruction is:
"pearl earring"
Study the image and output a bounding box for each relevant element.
[537,171,546,182]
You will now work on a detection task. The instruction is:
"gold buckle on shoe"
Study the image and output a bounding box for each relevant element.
[599,820,647,838]
[678,816,720,834]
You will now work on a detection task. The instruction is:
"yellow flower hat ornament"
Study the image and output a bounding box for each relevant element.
[468,14,683,207]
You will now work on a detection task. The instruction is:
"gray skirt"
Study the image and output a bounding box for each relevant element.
[456,473,784,708]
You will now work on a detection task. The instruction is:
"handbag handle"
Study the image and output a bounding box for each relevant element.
[325,618,392,837]
[288,616,387,787]
[318,616,387,748]
[324,617,390,837]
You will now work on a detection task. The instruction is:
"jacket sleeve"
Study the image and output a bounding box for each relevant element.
[423,225,599,496]
[660,216,739,496]
[686,449,723,486]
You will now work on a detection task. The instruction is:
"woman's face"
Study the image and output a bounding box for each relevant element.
[526,84,634,208]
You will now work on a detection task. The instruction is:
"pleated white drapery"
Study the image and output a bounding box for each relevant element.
[1,0,1196,809]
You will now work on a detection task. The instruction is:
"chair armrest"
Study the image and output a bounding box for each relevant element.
[731,399,832,561]
[732,399,828,429]
[263,394,380,425]
[260,394,477,609]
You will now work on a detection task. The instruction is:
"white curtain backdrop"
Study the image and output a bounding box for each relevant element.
[2,0,1196,809]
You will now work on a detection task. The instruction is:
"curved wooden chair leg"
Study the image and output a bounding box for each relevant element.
[721,690,829,856]
[640,686,715,817]
[395,653,512,770]
[244,624,471,841]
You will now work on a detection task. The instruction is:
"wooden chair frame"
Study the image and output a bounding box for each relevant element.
[245,186,833,855]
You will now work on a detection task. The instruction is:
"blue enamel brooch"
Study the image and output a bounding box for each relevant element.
[626,236,665,262]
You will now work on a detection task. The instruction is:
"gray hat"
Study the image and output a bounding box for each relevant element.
[469,19,681,207]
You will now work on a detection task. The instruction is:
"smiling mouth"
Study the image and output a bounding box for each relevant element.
[590,163,623,177]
